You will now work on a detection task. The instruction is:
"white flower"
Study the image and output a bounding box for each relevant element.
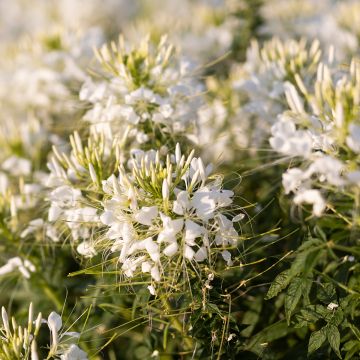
[184,245,195,260]
[142,237,160,262]
[125,87,158,106]
[134,206,158,226]
[221,250,233,266]
[60,344,88,360]
[0,257,36,279]
[185,220,205,245]
[215,214,238,246]
[191,187,233,220]
[293,189,326,216]
[118,105,140,124]
[194,246,208,262]
[2,156,31,176]
[76,242,97,258]
[160,212,183,235]
[173,190,190,215]
[48,311,62,348]
[282,168,306,194]
[20,218,44,238]
[346,123,360,153]
[97,146,237,283]
[163,242,179,257]
[305,156,345,186]
[327,302,339,311]
[269,118,312,157]
[48,186,82,222]
[147,285,156,296]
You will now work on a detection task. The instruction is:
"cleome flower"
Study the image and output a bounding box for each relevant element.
[269,58,360,216]
[45,131,122,247]
[234,37,324,126]
[93,144,240,292]
[0,303,87,360]
[79,34,203,148]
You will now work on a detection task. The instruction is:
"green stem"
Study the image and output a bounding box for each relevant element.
[160,295,194,351]
[327,242,360,257]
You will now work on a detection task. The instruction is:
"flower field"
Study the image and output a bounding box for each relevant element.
[0,1,359,359]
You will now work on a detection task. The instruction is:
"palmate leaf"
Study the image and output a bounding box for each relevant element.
[308,327,327,355]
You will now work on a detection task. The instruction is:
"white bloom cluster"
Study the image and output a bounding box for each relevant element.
[0,28,103,127]
[259,0,359,59]
[96,144,239,287]
[46,132,116,246]
[0,0,134,45]
[232,37,324,146]
[80,35,203,147]
[125,0,240,63]
[269,58,360,216]
[0,304,87,360]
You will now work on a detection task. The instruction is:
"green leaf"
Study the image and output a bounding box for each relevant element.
[317,282,337,304]
[289,239,324,277]
[265,269,291,300]
[206,303,222,316]
[326,324,342,359]
[245,320,290,356]
[308,328,327,355]
[299,304,328,323]
[285,277,303,324]
[344,340,360,360]
[297,238,324,252]
[330,309,344,327]
[301,276,313,305]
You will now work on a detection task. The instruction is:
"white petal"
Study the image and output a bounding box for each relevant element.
[163,242,178,257]
[48,205,62,222]
[147,285,156,295]
[184,245,195,260]
[76,242,97,258]
[194,247,207,262]
[151,266,160,281]
[134,206,158,226]
[48,312,62,332]
[142,261,152,273]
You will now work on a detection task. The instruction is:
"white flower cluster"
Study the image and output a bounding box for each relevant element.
[259,0,360,59]
[0,303,87,360]
[46,132,115,246]
[269,58,360,216]
[233,37,325,146]
[97,144,239,288]
[80,35,203,147]
[124,0,240,63]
